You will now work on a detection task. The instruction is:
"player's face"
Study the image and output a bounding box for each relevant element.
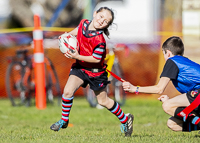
[92,10,112,30]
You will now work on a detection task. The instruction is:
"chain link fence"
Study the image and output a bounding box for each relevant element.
[1,0,199,98]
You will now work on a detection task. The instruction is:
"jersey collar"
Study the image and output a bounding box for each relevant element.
[82,20,103,37]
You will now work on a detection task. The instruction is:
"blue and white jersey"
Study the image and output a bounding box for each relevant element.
[161,55,200,93]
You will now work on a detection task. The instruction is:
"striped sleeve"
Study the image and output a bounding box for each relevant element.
[92,44,106,60]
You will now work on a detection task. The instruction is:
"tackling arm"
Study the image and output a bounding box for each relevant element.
[122,77,170,94]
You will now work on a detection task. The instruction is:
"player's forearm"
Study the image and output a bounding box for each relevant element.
[135,85,164,94]
[123,82,164,94]
[76,55,100,63]
[123,77,169,94]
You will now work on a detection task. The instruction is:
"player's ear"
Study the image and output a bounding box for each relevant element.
[93,11,97,18]
[166,50,172,57]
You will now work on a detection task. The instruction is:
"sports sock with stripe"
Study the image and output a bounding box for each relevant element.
[182,115,200,132]
[174,107,200,126]
[108,101,128,124]
[61,95,74,122]
[174,107,200,131]
[190,115,200,126]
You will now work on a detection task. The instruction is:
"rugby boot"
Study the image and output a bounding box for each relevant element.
[121,113,134,137]
[50,119,68,131]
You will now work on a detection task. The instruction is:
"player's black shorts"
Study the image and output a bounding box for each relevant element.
[69,66,110,91]
[186,88,200,114]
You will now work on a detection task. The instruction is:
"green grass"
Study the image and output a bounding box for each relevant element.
[0,97,200,143]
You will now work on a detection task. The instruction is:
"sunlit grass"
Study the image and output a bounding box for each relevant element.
[0,97,200,143]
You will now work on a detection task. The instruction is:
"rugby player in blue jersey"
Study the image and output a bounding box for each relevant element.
[123,36,200,132]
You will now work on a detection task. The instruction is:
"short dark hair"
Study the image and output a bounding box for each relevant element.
[162,36,184,56]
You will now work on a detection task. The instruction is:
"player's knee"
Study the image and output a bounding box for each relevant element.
[162,100,172,114]
[63,89,74,98]
[95,90,109,106]
[162,101,168,113]
[97,98,107,106]
[97,96,111,107]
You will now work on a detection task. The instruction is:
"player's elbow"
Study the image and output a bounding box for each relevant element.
[156,86,165,94]
[157,89,164,94]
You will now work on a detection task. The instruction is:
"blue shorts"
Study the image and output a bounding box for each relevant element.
[69,66,110,91]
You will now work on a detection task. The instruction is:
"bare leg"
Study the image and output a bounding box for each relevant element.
[95,88,134,136]
[50,75,84,131]
[167,117,183,131]
[159,94,200,132]
[161,93,190,116]
[94,88,114,109]
[63,75,84,98]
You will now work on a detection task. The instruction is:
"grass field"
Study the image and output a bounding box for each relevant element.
[0,96,200,143]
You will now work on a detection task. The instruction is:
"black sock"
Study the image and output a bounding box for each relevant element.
[182,121,200,132]
[182,115,200,132]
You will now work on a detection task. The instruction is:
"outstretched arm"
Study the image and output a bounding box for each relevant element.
[122,77,170,94]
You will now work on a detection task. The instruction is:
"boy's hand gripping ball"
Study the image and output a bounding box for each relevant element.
[58,33,79,54]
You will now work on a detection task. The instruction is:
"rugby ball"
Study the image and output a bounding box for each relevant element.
[58,33,79,54]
